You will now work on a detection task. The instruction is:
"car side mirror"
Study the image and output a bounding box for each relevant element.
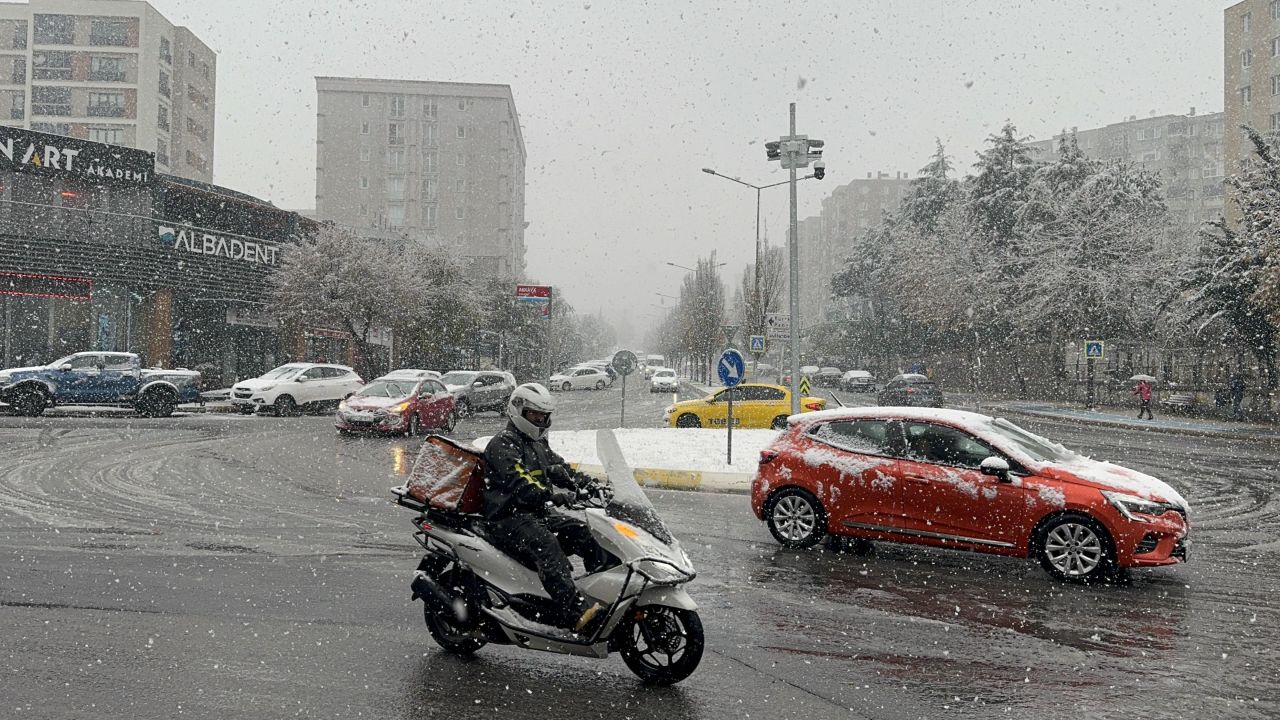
[473,380,484,387]
[980,456,1011,481]
[60,364,73,372]
[295,376,306,383]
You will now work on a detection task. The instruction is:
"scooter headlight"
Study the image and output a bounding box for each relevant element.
[635,559,694,585]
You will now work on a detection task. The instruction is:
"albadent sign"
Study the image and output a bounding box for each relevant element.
[158,225,281,266]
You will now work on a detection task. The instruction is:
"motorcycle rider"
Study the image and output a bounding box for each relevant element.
[482,383,606,633]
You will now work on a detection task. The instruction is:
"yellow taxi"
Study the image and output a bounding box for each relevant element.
[664,383,827,430]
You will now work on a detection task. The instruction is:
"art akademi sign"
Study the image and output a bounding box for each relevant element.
[0,126,154,186]
[158,224,281,266]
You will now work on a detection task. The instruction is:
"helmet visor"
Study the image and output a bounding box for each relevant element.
[522,407,552,429]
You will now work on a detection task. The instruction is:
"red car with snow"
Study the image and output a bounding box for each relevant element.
[750,407,1189,582]
[335,373,457,436]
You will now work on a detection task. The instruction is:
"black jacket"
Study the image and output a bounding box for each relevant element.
[482,423,587,520]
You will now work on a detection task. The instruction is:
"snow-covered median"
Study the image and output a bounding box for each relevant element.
[473,428,780,493]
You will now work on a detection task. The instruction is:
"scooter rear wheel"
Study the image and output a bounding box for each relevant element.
[617,606,704,686]
[422,569,486,655]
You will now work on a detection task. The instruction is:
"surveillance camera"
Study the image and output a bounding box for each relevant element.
[813,159,827,180]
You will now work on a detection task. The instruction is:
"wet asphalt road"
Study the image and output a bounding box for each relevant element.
[0,381,1278,719]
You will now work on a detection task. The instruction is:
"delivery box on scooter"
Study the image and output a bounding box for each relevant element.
[406,435,486,514]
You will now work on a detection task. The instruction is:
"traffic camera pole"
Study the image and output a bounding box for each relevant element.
[787,102,801,416]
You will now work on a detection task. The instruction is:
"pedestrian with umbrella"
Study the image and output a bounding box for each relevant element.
[1131,374,1156,420]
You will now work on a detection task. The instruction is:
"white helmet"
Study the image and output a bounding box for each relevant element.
[508,383,556,439]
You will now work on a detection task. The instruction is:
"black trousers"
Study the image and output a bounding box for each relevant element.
[1138,399,1153,419]
[486,513,602,627]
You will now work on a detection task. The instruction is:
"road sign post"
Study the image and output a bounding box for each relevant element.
[612,350,638,428]
[1084,341,1104,410]
[516,284,553,386]
[718,348,746,465]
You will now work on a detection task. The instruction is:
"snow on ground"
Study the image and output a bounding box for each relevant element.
[475,428,780,474]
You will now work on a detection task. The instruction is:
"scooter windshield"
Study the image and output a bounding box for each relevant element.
[604,474,674,545]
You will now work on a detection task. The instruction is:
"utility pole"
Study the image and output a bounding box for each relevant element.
[765,103,827,415]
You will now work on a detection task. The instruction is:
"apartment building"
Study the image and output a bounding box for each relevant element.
[314,76,527,276]
[1029,110,1226,228]
[0,0,215,182]
[1224,0,1280,224]
[793,171,912,326]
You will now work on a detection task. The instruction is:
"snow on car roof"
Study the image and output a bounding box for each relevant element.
[793,406,995,429]
[842,370,873,378]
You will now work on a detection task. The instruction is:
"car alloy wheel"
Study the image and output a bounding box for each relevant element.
[1037,514,1113,582]
[770,415,788,430]
[13,389,48,417]
[274,395,299,417]
[455,398,472,418]
[441,408,458,432]
[562,382,572,392]
[765,488,826,548]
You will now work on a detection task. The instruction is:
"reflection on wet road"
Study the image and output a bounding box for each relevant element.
[0,387,1276,719]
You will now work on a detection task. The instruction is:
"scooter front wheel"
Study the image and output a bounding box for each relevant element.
[617,606,704,686]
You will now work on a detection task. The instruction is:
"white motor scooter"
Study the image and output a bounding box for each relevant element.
[391,429,703,685]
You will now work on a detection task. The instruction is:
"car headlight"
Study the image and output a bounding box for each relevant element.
[338,400,348,412]
[389,401,410,414]
[260,385,275,392]
[0,374,10,386]
[1102,491,1181,522]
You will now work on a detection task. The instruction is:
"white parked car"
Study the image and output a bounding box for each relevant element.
[550,366,612,391]
[381,368,440,381]
[649,367,678,393]
[230,363,364,416]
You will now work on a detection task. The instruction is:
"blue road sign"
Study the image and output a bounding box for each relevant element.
[1085,341,1105,359]
[718,348,746,388]
[749,335,767,354]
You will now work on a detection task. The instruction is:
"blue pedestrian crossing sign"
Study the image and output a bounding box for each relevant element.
[1085,341,1105,359]
[749,335,767,355]
[718,348,746,388]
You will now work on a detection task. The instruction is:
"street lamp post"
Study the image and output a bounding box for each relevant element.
[701,168,816,376]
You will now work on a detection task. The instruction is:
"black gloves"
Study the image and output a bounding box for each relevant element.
[549,488,577,507]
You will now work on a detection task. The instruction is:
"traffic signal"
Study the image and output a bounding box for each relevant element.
[765,141,781,161]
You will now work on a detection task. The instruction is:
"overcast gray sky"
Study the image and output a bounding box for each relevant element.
[149,0,1235,345]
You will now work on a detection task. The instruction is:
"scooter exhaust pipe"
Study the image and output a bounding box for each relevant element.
[411,572,455,610]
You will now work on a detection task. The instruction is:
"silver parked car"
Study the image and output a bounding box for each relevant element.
[438,370,515,417]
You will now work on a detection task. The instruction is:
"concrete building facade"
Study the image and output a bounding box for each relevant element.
[0,0,215,182]
[314,77,527,276]
[1224,0,1280,223]
[1029,110,1226,228]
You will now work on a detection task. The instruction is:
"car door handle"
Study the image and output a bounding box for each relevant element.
[903,474,931,483]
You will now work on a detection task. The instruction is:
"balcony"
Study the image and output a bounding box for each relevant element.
[32,68,71,80]
[31,104,71,116]
[88,70,127,82]
[11,70,24,84]
[89,31,130,47]
[88,105,126,117]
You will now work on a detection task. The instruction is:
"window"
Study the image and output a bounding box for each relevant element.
[901,422,997,469]
[1141,152,1158,163]
[813,420,894,455]
[1242,49,1253,68]
[387,176,405,200]
[185,150,209,174]
[87,92,125,117]
[30,122,69,135]
[31,51,71,80]
[423,204,437,227]
[359,176,368,189]
[454,178,467,192]
[157,104,169,132]
[389,95,405,117]
[386,148,405,171]
[455,206,466,220]
[1273,0,1280,20]
[362,94,370,107]
[90,56,125,82]
[159,37,171,64]
[360,121,370,135]
[1273,75,1280,97]
[359,203,368,216]
[738,386,785,401]
[89,19,130,47]
[31,86,70,115]
[423,152,437,173]
[1244,11,1253,32]
[11,57,24,84]
[186,85,209,110]
[13,21,27,49]
[423,123,436,145]
[158,70,170,98]
[1137,126,1158,141]
[424,99,438,119]
[457,98,468,111]
[359,147,370,162]
[423,179,437,200]
[187,51,195,67]
[156,140,168,167]
[88,126,125,144]
[32,14,74,45]
[456,152,466,166]
[387,204,405,228]
[1271,112,1280,132]
[185,116,209,142]
[1241,85,1252,105]
[10,93,24,121]
[388,122,404,145]
[456,125,467,139]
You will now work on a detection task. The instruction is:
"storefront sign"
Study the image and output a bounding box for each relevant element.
[0,126,154,186]
[158,225,281,266]
[226,305,279,328]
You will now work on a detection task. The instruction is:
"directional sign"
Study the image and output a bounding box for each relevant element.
[718,348,746,388]
[516,284,552,317]
[749,335,767,355]
[611,349,638,376]
[799,375,811,396]
[766,312,790,339]
[1085,341,1105,359]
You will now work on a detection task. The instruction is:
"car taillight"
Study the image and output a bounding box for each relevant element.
[906,387,915,394]
[759,450,779,465]
[803,401,823,411]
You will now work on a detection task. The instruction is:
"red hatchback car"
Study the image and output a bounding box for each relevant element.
[751,408,1189,582]
[335,375,457,436]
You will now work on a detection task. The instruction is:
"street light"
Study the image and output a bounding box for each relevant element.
[665,261,726,272]
[702,167,817,375]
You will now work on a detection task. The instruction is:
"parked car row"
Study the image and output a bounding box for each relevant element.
[0,351,201,418]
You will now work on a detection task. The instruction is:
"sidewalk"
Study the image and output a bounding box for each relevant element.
[965,397,1280,442]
